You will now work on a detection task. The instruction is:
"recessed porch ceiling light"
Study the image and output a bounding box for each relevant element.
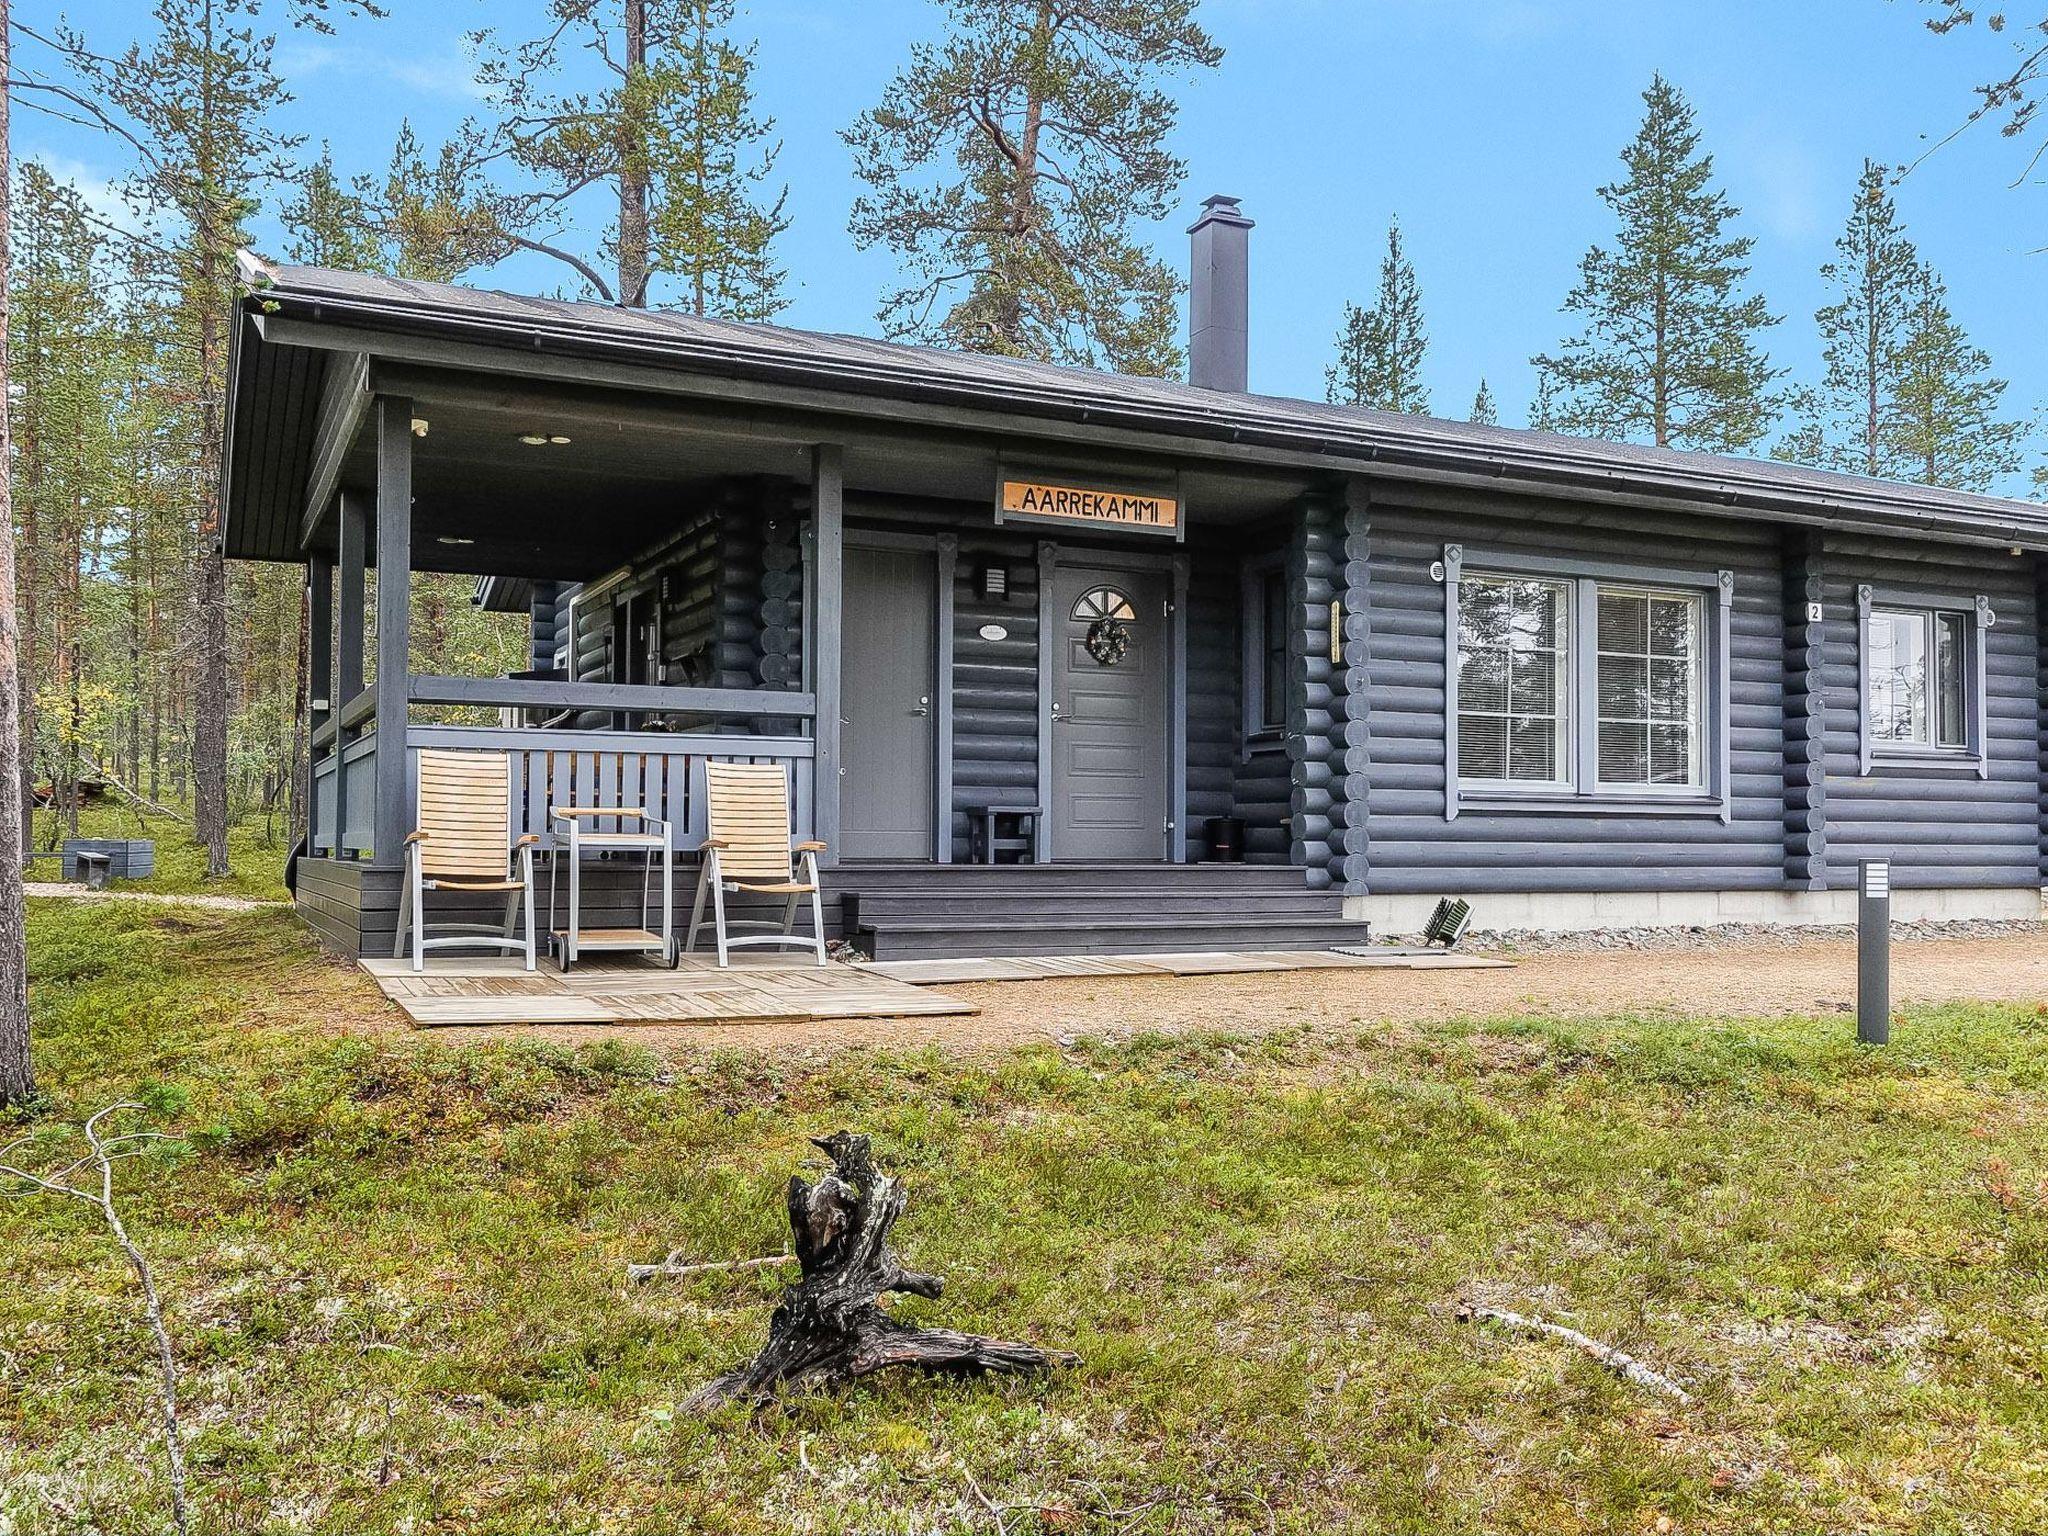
[548,435,572,445]
[518,433,549,445]
[436,535,476,547]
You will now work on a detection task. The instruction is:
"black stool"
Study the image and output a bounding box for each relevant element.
[970,805,1040,864]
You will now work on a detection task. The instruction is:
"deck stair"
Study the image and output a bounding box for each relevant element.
[827,863,1369,960]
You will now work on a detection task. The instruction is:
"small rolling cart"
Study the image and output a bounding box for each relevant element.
[546,806,676,971]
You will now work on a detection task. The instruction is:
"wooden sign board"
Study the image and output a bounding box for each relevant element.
[996,477,1181,538]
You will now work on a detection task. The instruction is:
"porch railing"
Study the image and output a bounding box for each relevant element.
[309,675,816,862]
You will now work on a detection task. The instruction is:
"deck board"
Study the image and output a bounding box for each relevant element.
[362,952,976,1028]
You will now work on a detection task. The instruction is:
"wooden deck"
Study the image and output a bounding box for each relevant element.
[361,953,975,1028]
[361,945,1508,1028]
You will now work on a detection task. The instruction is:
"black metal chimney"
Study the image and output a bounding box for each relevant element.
[1188,194,1252,392]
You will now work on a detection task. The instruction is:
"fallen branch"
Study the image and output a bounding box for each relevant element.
[1,1105,191,1534]
[627,1252,796,1284]
[683,1131,1077,1412]
[1457,1303,1692,1405]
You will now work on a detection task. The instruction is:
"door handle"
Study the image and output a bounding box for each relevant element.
[910,695,930,717]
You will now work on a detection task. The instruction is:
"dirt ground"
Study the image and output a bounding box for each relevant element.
[380,930,2048,1056]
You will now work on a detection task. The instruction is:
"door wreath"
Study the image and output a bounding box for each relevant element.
[1084,615,1131,666]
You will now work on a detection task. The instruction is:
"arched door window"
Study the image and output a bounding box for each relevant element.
[1070,586,1135,623]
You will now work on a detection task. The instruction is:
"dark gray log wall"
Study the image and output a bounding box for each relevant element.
[1288,492,1345,890]
[1819,533,2040,889]
[2039,554,2048,884]
[947,527,1041,860]
[1781,530,1828,889]
[1339,485,1372,891]
[1343,487,2045,898]
[1183,555,1241,837]
[1356,488,1788,896]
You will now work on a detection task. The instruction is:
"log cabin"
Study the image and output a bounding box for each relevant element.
[222,197,2048,959]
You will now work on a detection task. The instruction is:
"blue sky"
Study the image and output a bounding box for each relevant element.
[22,0,2048,491]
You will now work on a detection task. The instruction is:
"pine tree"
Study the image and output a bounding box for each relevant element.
[1885,262,2027,491]
[646,0,788,319]
[844,0,1221,376]
[1326,220,1431,414]
[0,0,35,1108]
[1469,378,1499,426]
[1532,75,1780,451]
[467,0,789,312]
[280,144,381,270]
[26,0,330,878]
[1776,162,1921,477]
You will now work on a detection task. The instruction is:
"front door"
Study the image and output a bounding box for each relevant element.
[841,543,936,860]
[1050,563,1169,860]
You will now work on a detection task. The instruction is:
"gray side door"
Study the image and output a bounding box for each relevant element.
[1051,564,1168,861]
[841,543,936,860]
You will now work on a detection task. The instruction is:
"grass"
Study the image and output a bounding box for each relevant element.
[26,801,292,903]
[3,874,2048,1532]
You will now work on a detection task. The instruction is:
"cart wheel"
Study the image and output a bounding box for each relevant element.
[666,936,681,969]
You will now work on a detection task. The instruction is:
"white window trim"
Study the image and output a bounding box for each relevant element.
[1453,572,1575,794]
[1855,584,1992,779]
[1441,545,1735,822]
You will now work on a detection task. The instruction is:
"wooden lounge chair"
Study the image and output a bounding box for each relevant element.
[396,749,539,973]
[684,761,828,966]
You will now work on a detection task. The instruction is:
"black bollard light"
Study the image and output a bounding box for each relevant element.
[1857,858,1891,1046]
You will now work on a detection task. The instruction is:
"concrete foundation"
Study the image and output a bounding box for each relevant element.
[1345,886,2047,935]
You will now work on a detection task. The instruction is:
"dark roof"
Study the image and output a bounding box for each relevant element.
[227,257,2048,559]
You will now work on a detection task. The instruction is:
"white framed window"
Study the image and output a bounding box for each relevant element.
[1446,549,1731,818]
[1867,606,1970,751]
[1456,575,1571,787]
[1595,587,1704,789]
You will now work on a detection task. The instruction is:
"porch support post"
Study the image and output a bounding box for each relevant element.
[334,491,368,857]
[934,533,958,863]
[811,444,844,866]
[1339,479,1373,895]
[306,553,333,861]
[1170,553,1189,863]
[337,491,367,703]
[1034,541,1057,863]
[307,553,333,733]
[372,396,414,865]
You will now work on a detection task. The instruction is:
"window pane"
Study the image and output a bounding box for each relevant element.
[1867,610,1928,744]
[1598,720,1649,784]
[1458,713,1508,780]
[1596,586,1701,787]
[1509,717,1560,780]
[1597,590,1647,653]
[1649,723,1695,785]
[1459,580,1510,650]
[1648,658,1691,721]
[1648,597,1695,658]
[1259,572,1286,730]
[1508,651,1558,714]
[1599,655,1648,719]
[1457,574,1568,785]
[1935,611,1968,748]
[1460,647,1510,712]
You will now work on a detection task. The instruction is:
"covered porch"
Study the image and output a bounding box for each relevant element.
[228,273,1364,961]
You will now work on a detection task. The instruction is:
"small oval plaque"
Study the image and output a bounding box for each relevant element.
[978,623,1009,642]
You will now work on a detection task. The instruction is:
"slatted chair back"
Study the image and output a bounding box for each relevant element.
[415,750,514,879]
[703,761,796,882]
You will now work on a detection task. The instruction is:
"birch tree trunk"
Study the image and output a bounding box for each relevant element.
[0,0,40,1107]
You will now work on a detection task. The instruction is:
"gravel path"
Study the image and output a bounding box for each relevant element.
[402,926,2048,1056]
[24,882,285,912]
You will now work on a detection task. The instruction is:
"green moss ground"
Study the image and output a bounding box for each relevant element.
[3,879,2047,1533]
